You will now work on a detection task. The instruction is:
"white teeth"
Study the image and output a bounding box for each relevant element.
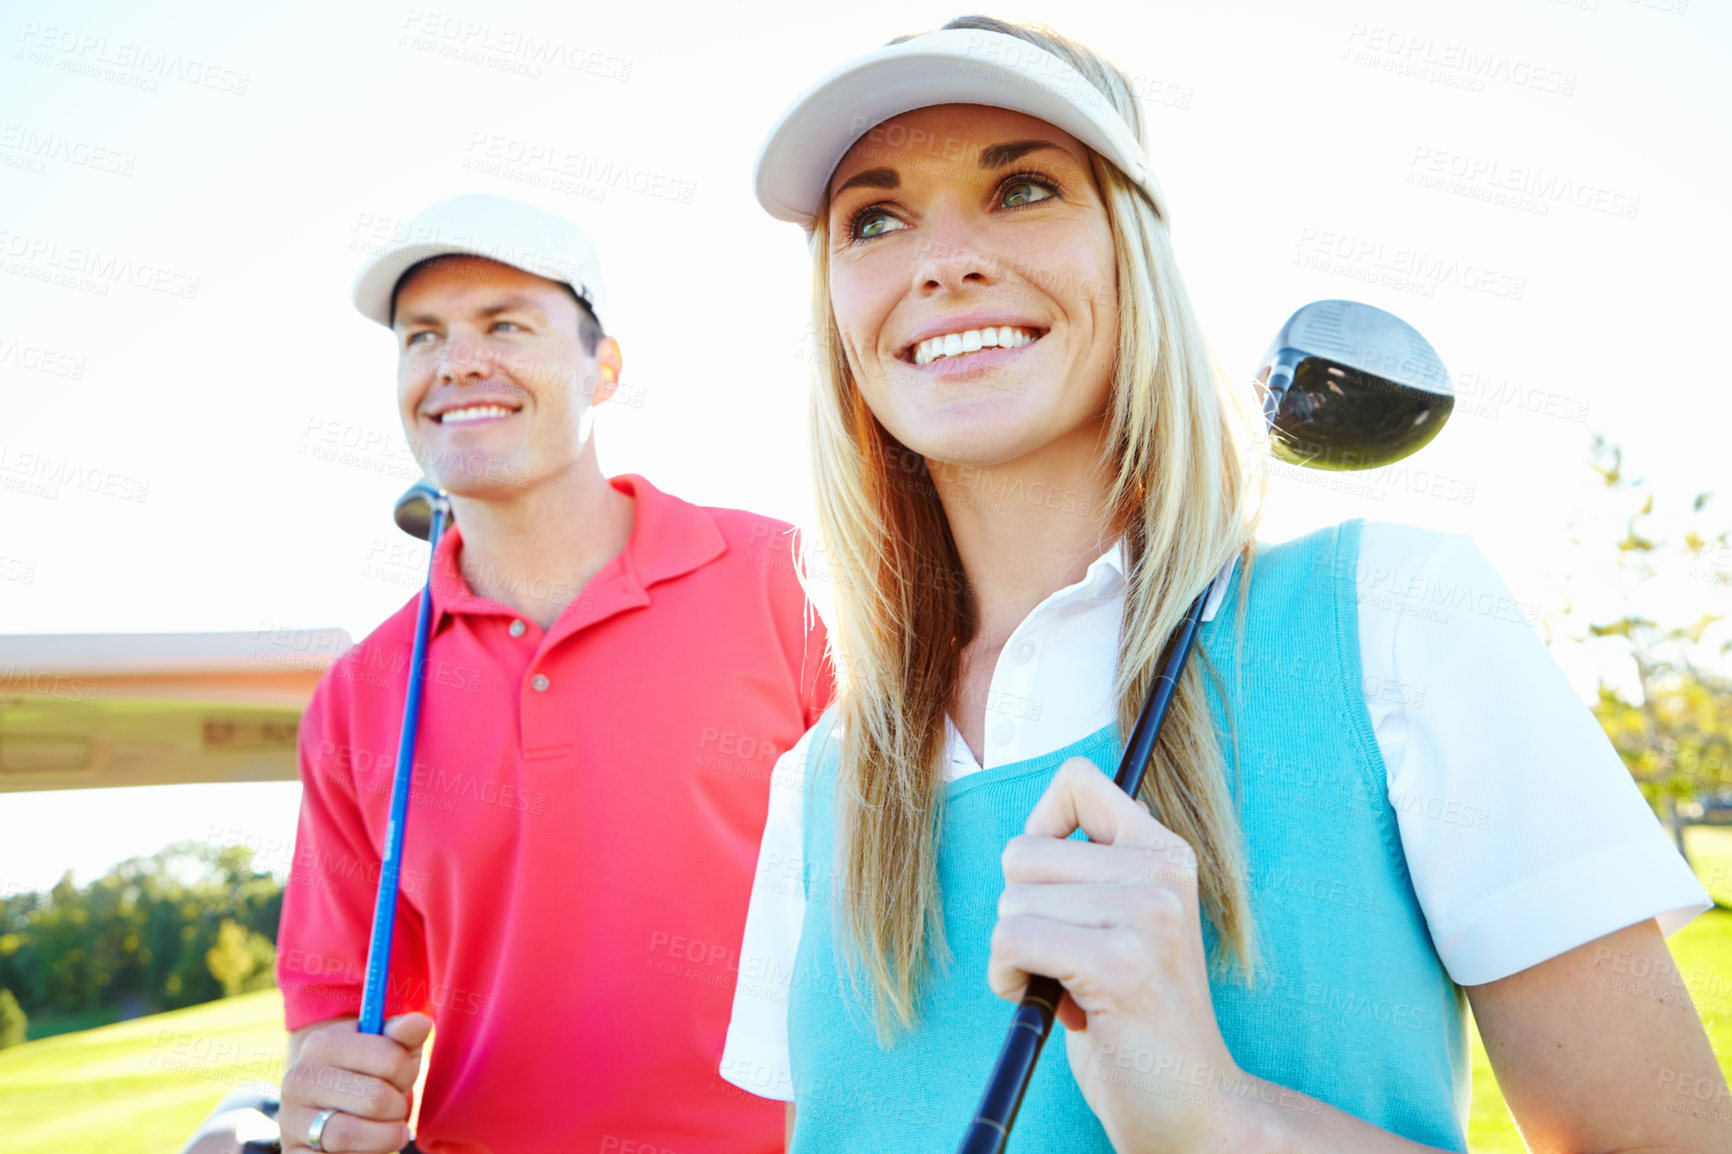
[439,404,514,424]
[911,326,1039,366]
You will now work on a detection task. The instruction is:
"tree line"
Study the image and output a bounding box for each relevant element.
[0,841,281,1046]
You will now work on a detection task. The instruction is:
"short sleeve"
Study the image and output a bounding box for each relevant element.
[799,615,836,731]
[719,724,817,1101]
[1356,521,1712,987]
[275,675,429,1030]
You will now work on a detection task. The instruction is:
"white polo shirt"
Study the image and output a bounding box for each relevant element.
[720,520,1711,1100]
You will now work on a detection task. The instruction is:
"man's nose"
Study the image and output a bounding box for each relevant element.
[435,332,495,383]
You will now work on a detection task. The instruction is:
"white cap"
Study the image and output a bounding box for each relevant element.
[753,27,1164,228]
[351,193,607,328]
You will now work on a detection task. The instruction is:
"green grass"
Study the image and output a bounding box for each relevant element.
[2,828,1729,1153]
[1691,824,1732,908]
[0,989,286,1154]
[25,1005,126,1040]
[1466,824,1732,1150]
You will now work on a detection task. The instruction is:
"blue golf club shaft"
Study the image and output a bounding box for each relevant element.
[956,586,1210,1154]
[358,498,449,1035]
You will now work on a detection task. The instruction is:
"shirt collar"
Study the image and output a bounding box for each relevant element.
[1050,539,1236,621]
[426,473,727,627]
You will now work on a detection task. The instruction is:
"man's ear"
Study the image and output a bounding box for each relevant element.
[590,336,623,407]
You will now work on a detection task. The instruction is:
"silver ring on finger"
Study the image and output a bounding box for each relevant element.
[307,1106,340,1152]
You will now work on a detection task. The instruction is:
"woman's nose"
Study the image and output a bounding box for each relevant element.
[913,206,1000,294]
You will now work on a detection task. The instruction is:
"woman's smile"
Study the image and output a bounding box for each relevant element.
[903,320,1042,361]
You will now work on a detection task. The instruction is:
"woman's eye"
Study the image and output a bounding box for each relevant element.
[853,209,904,241]
[859,213,900,240]
[1003,180,1056,208]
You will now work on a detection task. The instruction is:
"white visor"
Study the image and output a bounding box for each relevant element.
[752,27,1163,228]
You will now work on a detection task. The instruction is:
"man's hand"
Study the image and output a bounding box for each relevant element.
[279,1013,432,1153]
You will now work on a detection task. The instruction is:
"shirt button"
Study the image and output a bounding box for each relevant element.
[991,720,1015,746]
[531,674,550,692]
[1014,640,1036,663]
[509,619,526,638]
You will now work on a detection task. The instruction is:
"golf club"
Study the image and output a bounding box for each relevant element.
[956,300,1454,1153]
[1256,299,1453,471]
[357,479,453,1035]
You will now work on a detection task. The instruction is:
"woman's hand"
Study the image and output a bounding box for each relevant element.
[987,756,1259,1153]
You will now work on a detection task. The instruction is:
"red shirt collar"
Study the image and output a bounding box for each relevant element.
[425,473,727,627]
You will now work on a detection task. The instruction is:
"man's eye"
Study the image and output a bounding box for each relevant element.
[405,331,435,347]
[494,320,521,332]
[1003,180,1056,208]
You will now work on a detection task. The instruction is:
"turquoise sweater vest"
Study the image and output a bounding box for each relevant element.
[787,519,1469,1151]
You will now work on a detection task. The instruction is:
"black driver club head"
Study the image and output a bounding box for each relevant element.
[393,480,452,542]
[1256,300,1453,471]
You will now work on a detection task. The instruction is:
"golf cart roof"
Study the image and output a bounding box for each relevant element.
[0,629,351,794]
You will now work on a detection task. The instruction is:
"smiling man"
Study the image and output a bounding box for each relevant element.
[271,194,831,1154]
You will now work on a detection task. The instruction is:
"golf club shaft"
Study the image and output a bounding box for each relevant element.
[956,587,1210,1154]
[358,501,449,1034]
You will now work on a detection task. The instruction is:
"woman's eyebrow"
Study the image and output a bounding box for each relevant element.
[829,139,1067,201]
[979,140,1064,169]
[833,167,900,197]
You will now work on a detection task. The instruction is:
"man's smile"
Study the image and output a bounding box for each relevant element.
[435,403,518,425]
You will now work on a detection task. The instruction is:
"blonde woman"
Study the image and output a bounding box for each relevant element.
[720,16,1724,1153]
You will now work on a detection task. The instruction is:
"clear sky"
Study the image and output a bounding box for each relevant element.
[1,0,1727,893]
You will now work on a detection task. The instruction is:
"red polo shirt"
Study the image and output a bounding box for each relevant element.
[277,474,830,1154]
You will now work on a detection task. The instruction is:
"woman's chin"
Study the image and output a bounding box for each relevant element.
[897,423,1052,473]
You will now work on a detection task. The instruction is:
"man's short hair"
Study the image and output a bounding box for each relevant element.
[390,255,605,356]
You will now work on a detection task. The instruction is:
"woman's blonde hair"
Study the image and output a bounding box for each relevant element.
[804,14,1266,1038]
